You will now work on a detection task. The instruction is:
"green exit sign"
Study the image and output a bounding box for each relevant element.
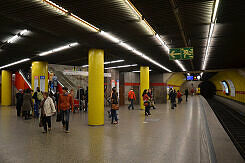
[169,47,194,60]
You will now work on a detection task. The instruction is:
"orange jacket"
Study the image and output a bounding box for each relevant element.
[58,93,74,112]
[128,90,136,100]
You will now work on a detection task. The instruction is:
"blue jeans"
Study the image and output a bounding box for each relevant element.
[61,110,70,131]
[128,99,134,109]
[34,101,40,118]
[111,109,118,123]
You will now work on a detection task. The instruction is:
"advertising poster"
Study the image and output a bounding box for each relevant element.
[40,76,45,92]
[34,76,39,91]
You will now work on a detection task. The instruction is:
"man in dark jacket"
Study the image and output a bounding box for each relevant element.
[16,89,23,116]
[169,89,177,109]
[185,89,189,102]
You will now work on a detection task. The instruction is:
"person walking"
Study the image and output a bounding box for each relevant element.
[84,87,88,112]
[16,89,23,117]
[58,87,73,133]
[142,89,151,116]
[40,92,56,133]
[185,88,189,102]
[32,87,43,118]
[111,87,119,124]
[169,89,177,109]
[22,89,33,120]
[148,89,156,109]
[177,90,182,104]
[128,88,136,110]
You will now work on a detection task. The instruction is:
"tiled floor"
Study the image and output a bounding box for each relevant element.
[0,96,243,163]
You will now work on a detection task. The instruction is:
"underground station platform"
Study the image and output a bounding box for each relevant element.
[0,96,243,163]
[0,0,245,162]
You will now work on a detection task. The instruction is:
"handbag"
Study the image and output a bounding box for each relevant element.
[111,104,119,110]
[56,112,62,122]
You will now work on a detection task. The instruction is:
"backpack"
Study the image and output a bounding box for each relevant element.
[37,92,43,101]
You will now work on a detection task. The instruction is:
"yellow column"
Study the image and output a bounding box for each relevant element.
[31,61,48,92]
[88,49,104,126]
[140,66,149,109]
[1,70,12,106]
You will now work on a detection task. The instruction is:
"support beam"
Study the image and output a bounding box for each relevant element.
[88,49,104,126]
[140,66,149,109]
[1,70,12,106]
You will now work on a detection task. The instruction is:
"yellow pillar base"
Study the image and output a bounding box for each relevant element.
[140,66,149,109]
[88,49,104,126]
[1,70,12,106]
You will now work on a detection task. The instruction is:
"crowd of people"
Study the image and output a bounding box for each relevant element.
[15,86,73,133]
[15,84,193,131]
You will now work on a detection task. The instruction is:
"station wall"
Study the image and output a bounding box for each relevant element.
[209,69,245,104]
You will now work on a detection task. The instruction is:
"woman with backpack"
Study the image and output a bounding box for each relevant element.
[110,87,119,124]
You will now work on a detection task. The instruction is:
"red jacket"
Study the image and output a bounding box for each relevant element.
[128,90,136,100]
[143,94,149,102]
[177,92,182,98]
[58,93,74,112]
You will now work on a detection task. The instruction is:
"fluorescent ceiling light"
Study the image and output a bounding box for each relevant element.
[132,69,152,73]
[82,65,89,68]
[37,42,79,56]
[6,29,28,44]
[212,0,220,22]
[105,64,137,70]
[125,0,142,19]
[104,60,124,64]
[155,34,169,52]
[202,0,220,70]
[82,60,125,67]
[40,0,172,72]
[174,60,186,71]
[43,0,68,13]
[70,13,99,32]
[42,0,99,32]
[143,19,156,35]
[100,31,120,43]
[0,58,30,70]
[124,0,185,72]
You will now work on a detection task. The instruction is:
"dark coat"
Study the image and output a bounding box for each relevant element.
[22,93,33,112]
[16,92,23,106]
[169,91,177,103]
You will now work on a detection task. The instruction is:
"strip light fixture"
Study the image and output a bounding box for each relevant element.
[39,0,172,72]
[82,59,125,67]
[132,69,152,73]
[202,0,220,70]
[5,29,28,44]
[37,42,79,56]
[105,64,137,70]
[0,58,30,70]
[175,60,186,71]
[124,0,186,72]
